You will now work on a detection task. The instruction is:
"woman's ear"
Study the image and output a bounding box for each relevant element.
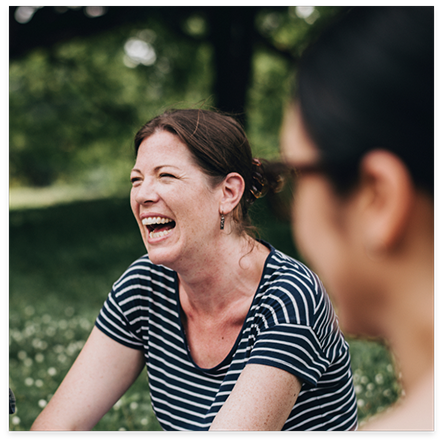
[358,149,414,253]
[219,172,245,214]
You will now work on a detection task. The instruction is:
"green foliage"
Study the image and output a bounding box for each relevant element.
[348,339,403,425]
[247,49,291,160]
[10,6,344,190]
[9,19,212,189]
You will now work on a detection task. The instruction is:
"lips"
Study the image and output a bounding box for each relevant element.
[142,216,176,239]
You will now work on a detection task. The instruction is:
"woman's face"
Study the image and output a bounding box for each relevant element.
[130,130,222,270]
[280,105,383,335]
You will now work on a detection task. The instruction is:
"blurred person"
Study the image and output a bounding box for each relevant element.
[31,109,357,431]
[280,6,434,430]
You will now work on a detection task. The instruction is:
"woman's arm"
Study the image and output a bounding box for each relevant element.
[209,363,302,431]
[31,326,145,431]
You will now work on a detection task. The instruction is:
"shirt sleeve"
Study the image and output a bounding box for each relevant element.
[247,323,330,387]
[95,288,144,351]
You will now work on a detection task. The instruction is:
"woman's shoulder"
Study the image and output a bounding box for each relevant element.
[263,246,323,296]
[252,246,328,326]
[255,246,347,360]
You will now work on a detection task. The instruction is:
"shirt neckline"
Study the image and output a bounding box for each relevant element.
[173,240,276,373]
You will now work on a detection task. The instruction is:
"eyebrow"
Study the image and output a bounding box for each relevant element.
[131,165,181,174]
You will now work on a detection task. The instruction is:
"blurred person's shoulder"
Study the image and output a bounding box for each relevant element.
[361,370,433,431]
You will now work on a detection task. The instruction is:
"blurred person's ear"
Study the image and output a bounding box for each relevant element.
[358,149,414,257]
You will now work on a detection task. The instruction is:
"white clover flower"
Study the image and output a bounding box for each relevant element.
[38,399,47,408]
[47,367,57,376]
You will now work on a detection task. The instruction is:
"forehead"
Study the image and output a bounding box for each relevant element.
[135,130,195,167]
[280,104,320,164]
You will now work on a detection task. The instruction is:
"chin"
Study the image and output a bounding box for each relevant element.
[141,222,184,262]
[145,243,180,269]
[145,247,168,266]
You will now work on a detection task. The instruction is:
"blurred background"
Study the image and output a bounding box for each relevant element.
[9,5,401,431]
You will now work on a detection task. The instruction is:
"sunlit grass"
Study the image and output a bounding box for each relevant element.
[9,183,127,210]
[9,304,162,431]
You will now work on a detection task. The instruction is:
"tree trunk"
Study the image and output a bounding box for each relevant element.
[206,7,257,126]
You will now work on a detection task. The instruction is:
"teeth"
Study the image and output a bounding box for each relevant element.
[149,228,173,239]
[142,217,173,226]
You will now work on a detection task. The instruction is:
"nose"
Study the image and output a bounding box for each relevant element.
[133,178,160,206]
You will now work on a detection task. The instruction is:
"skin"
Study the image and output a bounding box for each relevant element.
[30,327,145,431]
[31,130,302,431]
[280,103,434,431]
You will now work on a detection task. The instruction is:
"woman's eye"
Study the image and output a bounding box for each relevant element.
[160,173,175,179]
[131,177,141,184]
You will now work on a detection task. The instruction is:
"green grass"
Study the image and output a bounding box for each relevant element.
[9,193,401,431]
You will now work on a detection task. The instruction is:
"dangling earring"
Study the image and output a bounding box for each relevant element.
[220,213,225,230]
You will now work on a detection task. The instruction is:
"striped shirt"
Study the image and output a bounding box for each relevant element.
[95,243,358,431]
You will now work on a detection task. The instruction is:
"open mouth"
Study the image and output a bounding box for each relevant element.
[142,217,176,239]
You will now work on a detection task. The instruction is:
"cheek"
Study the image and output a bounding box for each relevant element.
[293,209,343,286]
[292,187,383,336]
[129,189,147,240]
[130,194,136,216]
[130,191,141,225]
[291,181,339,267]
[291,183,354,303]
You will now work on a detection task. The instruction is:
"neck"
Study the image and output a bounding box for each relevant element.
[380,236,434,395]
[384,272,434,394]
[178,235,269,316]
[363,261,434,431]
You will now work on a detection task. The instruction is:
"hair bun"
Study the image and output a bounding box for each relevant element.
[249,158,286,203]
[249,159,266,201]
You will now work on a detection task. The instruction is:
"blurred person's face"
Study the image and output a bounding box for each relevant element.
[280,104,385,336]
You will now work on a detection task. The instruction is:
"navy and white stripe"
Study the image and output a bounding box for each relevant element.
[95,242,358,431]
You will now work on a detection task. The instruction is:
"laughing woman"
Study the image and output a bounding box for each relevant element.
[31,109,357,431]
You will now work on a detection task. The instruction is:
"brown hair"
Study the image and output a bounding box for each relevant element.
[134,108,282,236]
